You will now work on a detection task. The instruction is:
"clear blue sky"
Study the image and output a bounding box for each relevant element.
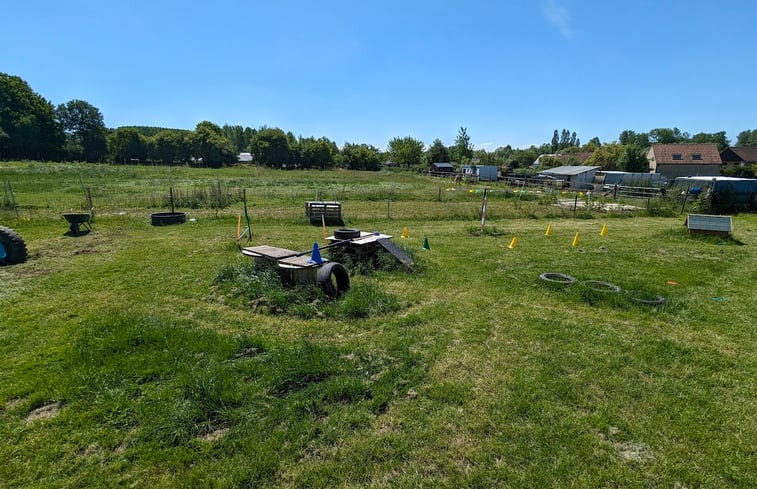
[3,0,756,150]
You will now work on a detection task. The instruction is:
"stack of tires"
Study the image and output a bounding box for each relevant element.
[0,226,27,265]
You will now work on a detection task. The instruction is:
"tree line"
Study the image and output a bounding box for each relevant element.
[2,72,756,173]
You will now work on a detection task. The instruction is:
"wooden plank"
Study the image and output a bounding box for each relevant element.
[376,238,414,269]
[241,245,297,258]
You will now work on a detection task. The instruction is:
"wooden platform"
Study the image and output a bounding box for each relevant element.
[241,245,325,269]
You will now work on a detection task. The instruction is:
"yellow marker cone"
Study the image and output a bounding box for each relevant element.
[572,232,580,247]
[545,224,553,236]
[600,223,607,236]
[508,237,518,249]
[401,227,409,238]
[236,214,241,240]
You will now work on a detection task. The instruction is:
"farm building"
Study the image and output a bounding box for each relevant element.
[720,147,757,170]
[538,165,600,189]
[647,144,722,178]
[430,162,455,173]
[462,165,498,182]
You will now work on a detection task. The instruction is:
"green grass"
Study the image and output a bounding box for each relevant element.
[1,162,756,487]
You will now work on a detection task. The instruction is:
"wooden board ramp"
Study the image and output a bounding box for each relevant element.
[376,238,414,269]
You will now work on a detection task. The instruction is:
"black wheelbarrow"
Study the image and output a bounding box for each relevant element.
[63,208,93,236]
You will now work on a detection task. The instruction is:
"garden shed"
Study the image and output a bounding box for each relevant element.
[538,165,600,189]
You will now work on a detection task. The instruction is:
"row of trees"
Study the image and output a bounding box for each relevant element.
[3,72,757,172]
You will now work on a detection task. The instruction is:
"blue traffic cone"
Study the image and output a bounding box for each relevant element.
[308,242,323,264]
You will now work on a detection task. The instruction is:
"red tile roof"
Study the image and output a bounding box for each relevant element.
[650,144,722,165]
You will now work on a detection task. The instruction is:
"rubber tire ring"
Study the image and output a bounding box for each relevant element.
[539,272,577,285]
[333,228,361,240]
[0,226,28,265]
[317,262,350,297]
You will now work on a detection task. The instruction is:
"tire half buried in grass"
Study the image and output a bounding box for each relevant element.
[151,212,187,226]
[582,280,621,293]
[318,262,350,297]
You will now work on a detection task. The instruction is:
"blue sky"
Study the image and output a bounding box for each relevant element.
[3,0,756,150]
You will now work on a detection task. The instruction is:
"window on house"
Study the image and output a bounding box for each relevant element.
[692,154,702,160]
[672,153,683,160]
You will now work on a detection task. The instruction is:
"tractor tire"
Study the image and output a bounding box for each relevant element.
[0,226,28,265]
[317,262,350,297]
[333,228,361,240]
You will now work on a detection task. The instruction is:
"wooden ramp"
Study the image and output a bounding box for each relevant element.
[376,238,414,269]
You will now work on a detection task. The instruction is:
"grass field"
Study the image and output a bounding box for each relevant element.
[1,162,755,488]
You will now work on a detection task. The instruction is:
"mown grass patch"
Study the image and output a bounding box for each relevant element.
[0,313,424,487]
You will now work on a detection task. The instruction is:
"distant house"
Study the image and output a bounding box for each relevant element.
[647,144,722,178]
[461,165,498,182]
[720,147,757,169]
[538,165,601,189]
[430,162,455,173]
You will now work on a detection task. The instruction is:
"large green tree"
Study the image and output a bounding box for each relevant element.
[56,99,107,162]
[340,143,381,171]
[388,136,424,167]
[108,127,147,164]
[189,121,235,168]
[736,129,757,146]
[619,145,649,172]
[249,127,292,167]
[300,137,336,170]
[149,129,190,165]
[453,127,473,162]
[0,72,62,160]
[690,131,729,151]
[648,127,688,144]
[585,143,625,170]
[426,138,451,164]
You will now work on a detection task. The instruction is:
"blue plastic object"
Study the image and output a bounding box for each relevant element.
[308,242,323,264]
[0,242,6,260]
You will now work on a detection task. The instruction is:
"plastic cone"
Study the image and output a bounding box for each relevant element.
[422,237,430,250]
[600,224,607,237]
[545,224,553,236]
[508,237,518,249]
[572,232,580,247]
[401,227,409,238]
[308,242,323,264]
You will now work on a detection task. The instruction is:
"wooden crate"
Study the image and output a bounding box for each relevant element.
[305,201,342,225]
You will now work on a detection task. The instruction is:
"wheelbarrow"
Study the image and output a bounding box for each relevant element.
[63,208,93,236]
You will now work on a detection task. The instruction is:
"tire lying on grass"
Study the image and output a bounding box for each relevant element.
[317,262,350,297]
[539,272,577,286]
[0,226,28,266]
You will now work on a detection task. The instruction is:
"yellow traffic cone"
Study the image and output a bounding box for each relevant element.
[401,227,409,238]
[508,237,518,249]
[600,224,607,237]
[545,224,553,236]
[572,232,580,247]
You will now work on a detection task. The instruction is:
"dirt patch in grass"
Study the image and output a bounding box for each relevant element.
[615,441,654,462]
[200,428,229,442]
[24,403,61,423]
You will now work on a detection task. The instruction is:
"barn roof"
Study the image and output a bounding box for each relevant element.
[539,165,600,176]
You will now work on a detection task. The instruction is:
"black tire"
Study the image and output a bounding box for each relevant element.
[0,226,28,265]
[539,272,577,285]
[333,228,360,240]
[582,280,621,293]
[317,262,350,297]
